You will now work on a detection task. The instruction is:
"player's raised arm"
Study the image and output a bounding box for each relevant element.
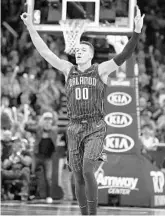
[20,12,73,77]
[98,6,145,81]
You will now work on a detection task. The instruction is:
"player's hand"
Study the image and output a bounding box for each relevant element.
[20,12,33,27]
[134,6,145,33]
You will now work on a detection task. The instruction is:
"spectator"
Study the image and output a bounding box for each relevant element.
[24,111,58,203]
[38,67,61,113]
[140,124,159,164]
[141,124,159,151]
[57,132,73,201]
[156,99,165,142]
[1,138,32,201]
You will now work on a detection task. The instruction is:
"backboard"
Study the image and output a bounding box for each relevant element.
[27,0,137,36]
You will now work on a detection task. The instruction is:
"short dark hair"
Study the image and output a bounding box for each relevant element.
[80,41,94,55]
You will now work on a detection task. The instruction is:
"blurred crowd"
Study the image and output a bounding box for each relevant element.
[1,0,73,202]
[136,0,165,144]
[1,0,165,201]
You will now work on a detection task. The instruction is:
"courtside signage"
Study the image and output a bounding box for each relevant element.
[104,112,133,128]
[105,134,135,152]
[109,78,132,87]
[150,171,165,193]
[154,195,165,206]
[107,92,132,106]
[150,171,165,206]
[95,164,139,195]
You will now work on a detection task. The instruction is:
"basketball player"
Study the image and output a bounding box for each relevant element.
[21,5,144,215]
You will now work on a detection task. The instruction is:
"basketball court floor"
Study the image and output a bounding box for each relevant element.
[1,200,165,215]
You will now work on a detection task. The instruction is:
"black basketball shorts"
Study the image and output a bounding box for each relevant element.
[67,117,107,172]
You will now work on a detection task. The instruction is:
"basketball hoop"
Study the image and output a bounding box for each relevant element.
[59,19,89,55]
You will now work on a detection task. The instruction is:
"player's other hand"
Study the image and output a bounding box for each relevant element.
[134,6,145,33]
[20,12,33,27]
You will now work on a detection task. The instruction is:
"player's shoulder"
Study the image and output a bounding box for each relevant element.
[92,63,99,68]
[60,59,73,75]
[65,64,77,82]
[89,63,99,72]
[69,64,77,74]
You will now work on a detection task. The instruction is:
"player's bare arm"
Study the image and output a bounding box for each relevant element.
[98,6,145,84]
[20,12,73,78]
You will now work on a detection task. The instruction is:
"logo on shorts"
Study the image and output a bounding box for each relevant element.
[107,92,132,106]
[104,112,133,128]
[104,134,134,152]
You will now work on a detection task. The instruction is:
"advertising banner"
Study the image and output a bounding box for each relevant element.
[96,154,165,207]
[97,58,165,207]
[104,77,140,155]
[150,170,165,207]
[96,154,151,206]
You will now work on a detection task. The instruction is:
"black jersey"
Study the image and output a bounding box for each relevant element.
[65,64,105,120]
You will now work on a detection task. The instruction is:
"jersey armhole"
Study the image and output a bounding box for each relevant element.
[65,65,75,82]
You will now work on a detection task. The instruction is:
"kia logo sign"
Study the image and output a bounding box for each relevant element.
[104,112,133,128]
[107,92,132,106]
[105,134,135,152]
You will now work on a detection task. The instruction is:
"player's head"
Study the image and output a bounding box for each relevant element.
[75,41,94,65]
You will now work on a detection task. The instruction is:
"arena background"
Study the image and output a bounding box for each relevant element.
[1,0,165,214]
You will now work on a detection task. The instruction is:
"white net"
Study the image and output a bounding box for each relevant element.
[59,19,89,55]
